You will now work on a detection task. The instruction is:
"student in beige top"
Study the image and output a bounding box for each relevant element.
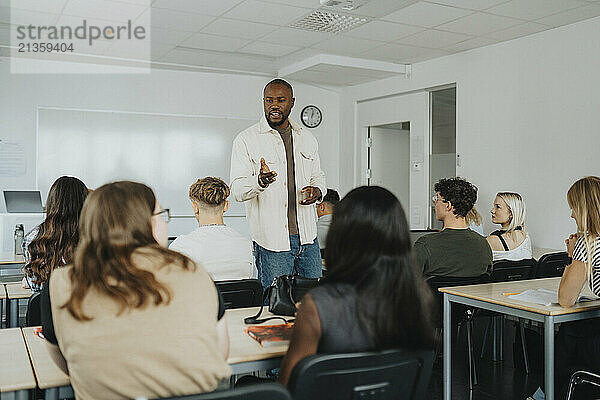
[39,181,231,399]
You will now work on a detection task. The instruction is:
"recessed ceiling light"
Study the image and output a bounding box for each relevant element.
[290,10,368,34]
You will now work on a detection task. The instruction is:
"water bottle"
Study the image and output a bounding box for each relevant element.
[14,224,24,256]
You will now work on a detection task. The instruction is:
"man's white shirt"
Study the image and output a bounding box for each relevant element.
[169,225,255,281]
[230,115,326,252]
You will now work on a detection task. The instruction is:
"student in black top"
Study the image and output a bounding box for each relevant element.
[278,186,436,385]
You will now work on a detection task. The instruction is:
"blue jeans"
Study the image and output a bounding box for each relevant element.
[253,235,322,290]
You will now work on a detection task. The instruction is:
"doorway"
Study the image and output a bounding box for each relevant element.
[368,122,411,211]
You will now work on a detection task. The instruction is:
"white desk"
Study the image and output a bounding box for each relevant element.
[440,277,600,400]
[5,284,31,327]
[23,306,288,399]
[0,328,36,399]
[532,248,563,260]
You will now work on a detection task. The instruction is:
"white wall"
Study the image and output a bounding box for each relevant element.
[0,59,340,246]
[340,16,600,249]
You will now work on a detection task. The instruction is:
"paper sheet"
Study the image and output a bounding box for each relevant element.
[508,289,596,306]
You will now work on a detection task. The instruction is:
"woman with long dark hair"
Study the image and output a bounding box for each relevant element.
[23,176,88,291]
[40,181,231,399]
[278,186,436,385]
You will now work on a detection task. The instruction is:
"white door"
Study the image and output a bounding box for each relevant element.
[369,125,410,211]
[357,91,430,229]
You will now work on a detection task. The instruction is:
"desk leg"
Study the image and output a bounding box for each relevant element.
[1,298,4,328]
[9,298,19,327]
[45,387,59,400]
[544,315,554,400]
[443,293,451,400]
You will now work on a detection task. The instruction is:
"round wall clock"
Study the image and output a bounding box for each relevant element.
[301,105,322,128]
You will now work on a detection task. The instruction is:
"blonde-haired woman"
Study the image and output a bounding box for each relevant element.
[39,181,231,399]
[169,176,255,281]
[486,192,532,261]
[559,176,600,307]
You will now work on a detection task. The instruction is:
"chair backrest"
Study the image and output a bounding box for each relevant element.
[490,259,536,282]
[158,383,292,400]
[215,279,263,309]
[26,291,41,327]
[426,274,491,293]
[536,252,569,278]
[288,349,435,400]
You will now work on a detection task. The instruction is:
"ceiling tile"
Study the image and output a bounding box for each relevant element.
[486,0,586,20]
[222,0,311,26]
[261,27,332,47]
[0,22,11,45]
[55,14,124,30]
[437,12,523,35]
[286,69,376,86]
[382,2,473,27]
[151,0,244,17]
[9,0,67,14]
[149,8,215,30]
[105,39,151,59]
[345,20,424,41]
[312,35,385,56]
[443,36,499,53]
[240,41,300,57]
[150,43,176,59]
[485,21,550,41]
[535,4,600,26]
[201,18,278,40]
[409,48,451,62]
[180,33,250,52]
[259,0,317,7]
[397,29,472,48]
[159,47,222,65]
[425,0,509,10]
[69,38,113,55]
[62,0,148,23]
[307,64,396,79]
[150,27,195,45]
[1,8,59,25]
[339,0,419,18]
[209,54,279,73]
[361,42,434,63]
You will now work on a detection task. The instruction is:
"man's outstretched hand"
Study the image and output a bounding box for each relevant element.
[258,158,277,188]
[299,186,321,205]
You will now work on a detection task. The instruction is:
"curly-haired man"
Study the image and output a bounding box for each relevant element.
[415,177,492,278]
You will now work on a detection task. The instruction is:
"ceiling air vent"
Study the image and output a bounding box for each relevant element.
[290,10,368,34]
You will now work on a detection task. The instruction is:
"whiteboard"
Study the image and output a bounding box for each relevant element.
[37,108,255,221]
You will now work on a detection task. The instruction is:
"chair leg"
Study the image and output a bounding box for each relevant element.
[480,318,491,359]
[492,317,498,361]
[519,320,530,375]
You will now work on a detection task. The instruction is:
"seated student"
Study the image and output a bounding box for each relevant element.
[39,181,231,399]
[169,177,254,281]
[486,192,532,261]
[528,177,600,400]
[23,176,88,292]
[316,188,339,250]
[278,186,436,385]
[414,178,492,278]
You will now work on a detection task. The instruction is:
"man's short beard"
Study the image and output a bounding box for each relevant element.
[265,113,287,128]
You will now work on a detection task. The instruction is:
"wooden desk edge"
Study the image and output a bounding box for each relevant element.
[439,286,600,316]
[227,350,286,365]
[22,327,71,389]
[0,329,36,393]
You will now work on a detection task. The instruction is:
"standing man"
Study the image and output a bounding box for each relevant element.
[230,79,326,289]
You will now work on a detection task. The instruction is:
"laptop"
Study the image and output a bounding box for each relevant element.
[3,191,44,213]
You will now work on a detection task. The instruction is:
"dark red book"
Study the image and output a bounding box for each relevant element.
[245,323,294,347]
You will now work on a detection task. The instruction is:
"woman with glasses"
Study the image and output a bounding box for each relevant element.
[39,181,231,399]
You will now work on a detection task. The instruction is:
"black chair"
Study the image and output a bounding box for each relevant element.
[288,349,435,400]
[480,259,537,372]
[536,251,569,278]
[426,274,490,390]
[215,279,263,309]
[26,291,41,326]
[158,383,292,400]
[566,370,600,399]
